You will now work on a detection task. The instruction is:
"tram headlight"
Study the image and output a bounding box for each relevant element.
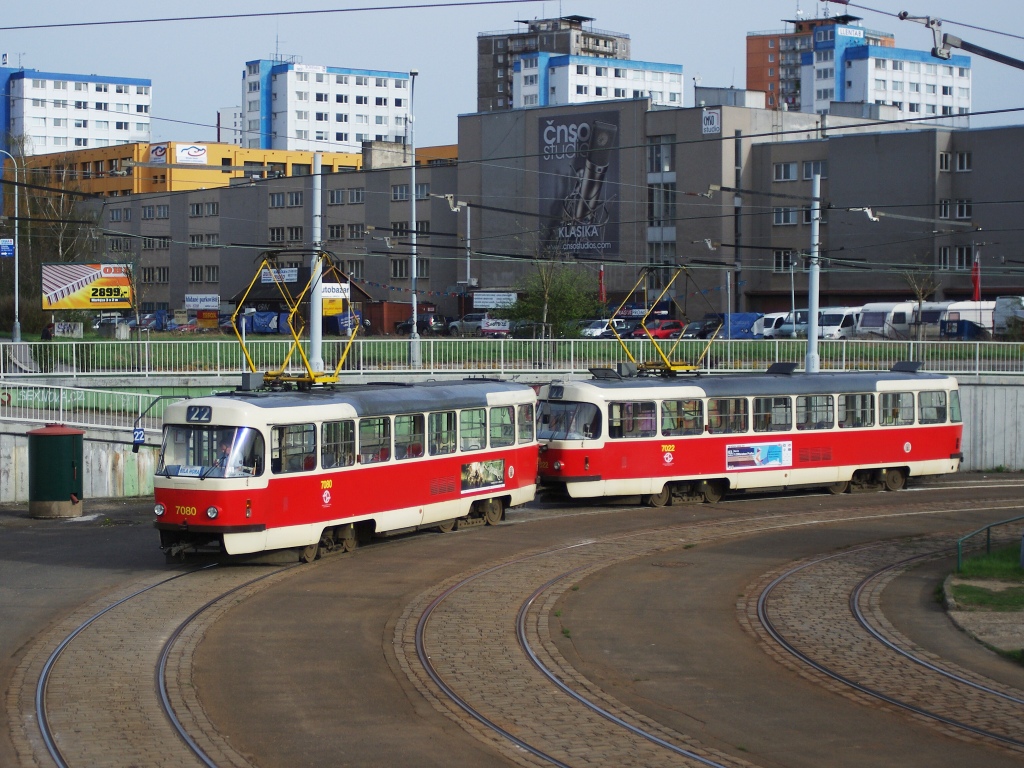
[154,503,165,517]
[206,506,220,520]
[552,460,562,471]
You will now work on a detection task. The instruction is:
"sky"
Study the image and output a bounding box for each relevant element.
[1,0,1021,148]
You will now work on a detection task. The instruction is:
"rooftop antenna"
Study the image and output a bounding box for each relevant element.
[794,1,804,20]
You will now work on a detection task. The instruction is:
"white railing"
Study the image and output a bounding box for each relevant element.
[2,337,1023,380]
[0,382,171,432]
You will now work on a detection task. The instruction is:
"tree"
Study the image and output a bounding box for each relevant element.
[902,266,940,341]
[500,260,604,338]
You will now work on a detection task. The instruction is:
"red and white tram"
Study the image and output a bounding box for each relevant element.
[154,379,538,559]
[537,363,963,505]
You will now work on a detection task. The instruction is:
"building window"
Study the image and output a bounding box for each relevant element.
[189,266,203,283]
[415,182,430,200]
[348,188,365,204]
[647,135,674,173]
[773,207,798,226]
[955,199,973,219]
[773,249,795,273]
[938,199,950,219]
[956,152,972,172]
[347,223,365,239]
[269,227,285,242]
[391,184,410,201]
[156,205,169,219]
[802,160,828,180]
[939,152,951,171]
[954,245,972,270]
[647,183,676,227]
[328,224,344,240]
[328,189,345,205]
[189,235,203,249]
[141,205,154,220]
[189,203,203,217]
[269,192,285,208]
[346,260,364,279]
[287,226,303,242]
[205,202,219,216]
[287,191,303,206]
[205,234,219,247]
[391,221,410,237]
[391,258,409,279]
[773,162,797,182]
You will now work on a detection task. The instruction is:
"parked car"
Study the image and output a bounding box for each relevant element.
[448,312,489,336]
[681,315,723,339]
[580,318,626,338]
[629,319,684,339]
[761,312,788,339]
[600,318,640,338]
[778,308,810,338]
[395,313,448,335]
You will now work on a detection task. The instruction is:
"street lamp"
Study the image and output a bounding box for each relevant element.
[0,149,21,342]
[408,69,421,367]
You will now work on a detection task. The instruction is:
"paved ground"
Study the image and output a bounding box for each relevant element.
[3,477,1023,767]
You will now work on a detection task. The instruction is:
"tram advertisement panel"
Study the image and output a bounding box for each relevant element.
[726,441,793,470]
[539,111,619,259]
[41,263,133,310]
[461,459,505,493]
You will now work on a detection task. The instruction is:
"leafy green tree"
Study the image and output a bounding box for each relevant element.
[500,261,604,338]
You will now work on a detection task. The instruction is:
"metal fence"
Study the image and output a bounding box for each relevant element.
[0,382,169,433]
[2,337,1023,379]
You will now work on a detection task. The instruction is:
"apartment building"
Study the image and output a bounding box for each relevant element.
[0,67,152,157]
[747,13,894,110]
[513,55,682,109]
[241,58,411,153]
[478,15,631,113]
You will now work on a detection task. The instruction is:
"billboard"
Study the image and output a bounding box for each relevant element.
[41,263,133,310]
[539,111,619,259]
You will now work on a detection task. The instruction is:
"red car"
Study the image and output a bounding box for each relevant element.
[628,319,684,339]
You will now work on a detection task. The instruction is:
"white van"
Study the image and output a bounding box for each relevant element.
[761,312,788,339]
[994,296,1024,338]
[817,306,861,339]
[856,301,916,339]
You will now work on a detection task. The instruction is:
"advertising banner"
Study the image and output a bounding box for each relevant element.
[539,111,619,259]
[473,292,517,309]
[41,263,133,310]
[176,145,208,165]
[185,293,220,310]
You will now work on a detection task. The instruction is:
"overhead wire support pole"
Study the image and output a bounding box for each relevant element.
[806,173,821,374]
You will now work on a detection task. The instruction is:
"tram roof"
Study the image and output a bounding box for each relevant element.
[562,370,953,398]
[205,378,534,417]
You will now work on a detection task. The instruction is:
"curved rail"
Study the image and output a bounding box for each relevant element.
[757,545,1024,750]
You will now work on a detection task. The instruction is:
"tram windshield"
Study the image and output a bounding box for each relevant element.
[538,401,602,440]
[157,425,265,478]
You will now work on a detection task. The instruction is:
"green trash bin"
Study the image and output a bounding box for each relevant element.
[28,424,85,519]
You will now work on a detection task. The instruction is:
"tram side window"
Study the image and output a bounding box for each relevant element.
[661,399,703,436]
[272,423,317,473]
[918,391,947,424]
[490,406,515,448]
[879,392,915,426]
[538,401,601,440]
[950,390,962,424]
[753,396,791,432]
[460,408,487,451]
[322,420,355,468]
[359,417,391,463]
[707,398,748,434]
[395,414,425,459]
[428,411,457,455]
[796,395,834,430]
[838,393,874,428]
[608,401,657,439]
[518,403,535,443]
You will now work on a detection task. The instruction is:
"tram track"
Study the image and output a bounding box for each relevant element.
[747,534,1024,754]
[12,562,298,768]
[397,492,1024,767]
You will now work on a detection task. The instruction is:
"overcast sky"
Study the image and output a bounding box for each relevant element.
[1,0,1021,147]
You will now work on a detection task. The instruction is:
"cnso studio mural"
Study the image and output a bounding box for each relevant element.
[538,111,619,259]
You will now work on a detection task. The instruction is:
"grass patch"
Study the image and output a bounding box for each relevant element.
[950,584,1024,611]
[960,543,1024,581]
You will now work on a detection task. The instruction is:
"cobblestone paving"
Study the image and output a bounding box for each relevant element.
[7,565,294,768]
[395,501,1010,768]
[739,534,1024,755]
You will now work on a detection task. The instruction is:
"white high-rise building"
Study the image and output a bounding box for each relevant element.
[513,55,682,109]
[1,68,152,156]
[217,106,244,146]
[241,58,411,152]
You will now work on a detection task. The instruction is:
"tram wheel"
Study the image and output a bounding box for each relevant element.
[436,519,458,533]
[645,486,672,507]
[826,481,850,495]
[482,498,504,526]
[339,534,357,553]
[700,480,724,504]
[299,543,319,563]
[883,468,907,492]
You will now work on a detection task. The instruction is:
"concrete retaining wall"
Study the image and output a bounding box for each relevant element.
[0,424,157,505]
